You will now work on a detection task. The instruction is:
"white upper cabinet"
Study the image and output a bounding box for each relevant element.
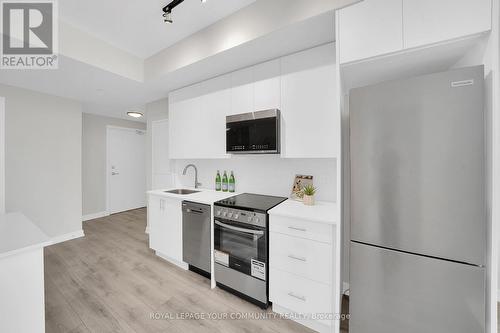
[169,75,230,159]
[169,46,338,159]
[280,43,338,158]
[338,0,403,64]
[199,74,231,158]
[230,67,254,115]
[403,0,492,49]
[169,83,201,159]
[338,0,492,64]
[253,59,281,111]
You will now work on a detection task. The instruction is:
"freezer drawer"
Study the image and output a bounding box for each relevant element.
[350,241,485,333]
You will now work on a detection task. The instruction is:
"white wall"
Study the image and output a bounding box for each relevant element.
[1,84,82,238]
[173,156,337,202]
[82,113,146,216]
[145,0,357,81]
[146,98,169,191]
[0,97,4,214]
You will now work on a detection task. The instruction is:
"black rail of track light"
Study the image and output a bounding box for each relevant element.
[162,0,184,24]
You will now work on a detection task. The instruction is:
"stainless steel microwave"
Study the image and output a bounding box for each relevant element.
[226,109,280,154]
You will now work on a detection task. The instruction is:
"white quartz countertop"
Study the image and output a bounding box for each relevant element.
[269,199,338,224]
[147,188,239,205]
[0,213,51,259]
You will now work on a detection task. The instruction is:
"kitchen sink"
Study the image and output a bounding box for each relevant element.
[164,189,200,195]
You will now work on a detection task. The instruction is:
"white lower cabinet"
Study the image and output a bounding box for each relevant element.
[269,213,336,333]
[148,195,185,268]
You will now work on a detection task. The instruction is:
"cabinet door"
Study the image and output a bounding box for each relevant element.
[338,0,403,63]
[168,84,201,159]
[253,59,281,111]
[230,67,254,115]
[148,196,162,251]
[280,44,338,158]
[163,198,183,263]
[199,74,231,159]
[403,0,491,49]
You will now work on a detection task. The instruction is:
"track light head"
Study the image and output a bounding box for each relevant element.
[163,10,172,23]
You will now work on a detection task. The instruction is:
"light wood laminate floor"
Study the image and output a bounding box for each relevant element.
[44,208,328,333]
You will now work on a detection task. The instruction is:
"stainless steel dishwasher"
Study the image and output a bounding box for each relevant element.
[182,201,211,276]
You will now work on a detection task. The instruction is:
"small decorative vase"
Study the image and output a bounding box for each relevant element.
[303,194,315,206]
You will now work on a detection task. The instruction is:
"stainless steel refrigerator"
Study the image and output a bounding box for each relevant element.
[349,66,486,333]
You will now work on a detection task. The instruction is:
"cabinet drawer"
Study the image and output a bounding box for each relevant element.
[269,215,332,243]
[270,268,332,323]
[270,232,332,285]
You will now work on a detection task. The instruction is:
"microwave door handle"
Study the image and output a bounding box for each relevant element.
[215,221,264,235]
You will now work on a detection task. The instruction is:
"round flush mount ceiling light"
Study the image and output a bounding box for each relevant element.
[127,111,144,118]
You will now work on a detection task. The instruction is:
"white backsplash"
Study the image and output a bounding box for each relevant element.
[173,155,337,202]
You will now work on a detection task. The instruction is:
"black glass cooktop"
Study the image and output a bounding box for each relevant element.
[215,193,287,212]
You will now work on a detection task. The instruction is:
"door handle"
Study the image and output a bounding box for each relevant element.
[288,226,307,232]
[287,292,306,302]
[288,254,307,262]
[111,172,119,175]
[215,221,264,235]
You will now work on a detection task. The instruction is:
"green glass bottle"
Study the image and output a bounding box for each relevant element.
[215,170,221,191]
[221,171,228,192]
[228,171,235,193]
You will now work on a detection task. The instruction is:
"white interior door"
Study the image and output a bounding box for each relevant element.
[107,127,146,214]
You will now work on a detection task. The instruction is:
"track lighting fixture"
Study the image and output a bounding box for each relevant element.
[162,0,207,24]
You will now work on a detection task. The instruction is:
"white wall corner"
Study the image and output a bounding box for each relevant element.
[82,211,110,222]
[51,229,85,245]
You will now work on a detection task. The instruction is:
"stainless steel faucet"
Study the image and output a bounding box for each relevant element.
[182,164,202,189]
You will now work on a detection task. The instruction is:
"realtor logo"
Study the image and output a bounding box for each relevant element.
[1,0,58,69]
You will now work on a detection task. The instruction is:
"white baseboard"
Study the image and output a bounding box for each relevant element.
[51,230,85,245]
[156,251,188,270]
[82,211,109,221]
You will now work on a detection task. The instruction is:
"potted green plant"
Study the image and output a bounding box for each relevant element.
[302,185,316,206]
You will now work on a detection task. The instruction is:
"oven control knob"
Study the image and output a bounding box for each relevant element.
[216,210,221,216]
[222,211,227,217]
[247,216,252,223]
[253,217,260,224]
[233,213,239,219]
[227,212,233,218]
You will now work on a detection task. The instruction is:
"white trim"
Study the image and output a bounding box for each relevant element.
[82,211,110,222]
[155,251,188,270]
[0,97,4,214]
[50,230,85,245]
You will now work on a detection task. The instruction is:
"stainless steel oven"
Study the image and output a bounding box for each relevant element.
[213,193,287,309]
[213,207,269,308]
[226,109,280,154]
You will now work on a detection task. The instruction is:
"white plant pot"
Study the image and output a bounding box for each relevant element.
[303,194,315,206]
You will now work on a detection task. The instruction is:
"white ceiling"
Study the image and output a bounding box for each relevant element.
[59,0,256,59]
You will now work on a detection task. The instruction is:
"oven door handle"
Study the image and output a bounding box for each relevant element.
[215,221,264,235]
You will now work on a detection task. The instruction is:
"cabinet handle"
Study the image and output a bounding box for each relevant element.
[288,254,307,262]
[288,226,307,232]
[288,292,306,302]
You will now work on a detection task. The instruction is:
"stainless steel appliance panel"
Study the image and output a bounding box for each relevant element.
[350,66,486,265]
[350,242,485,333]
[182,201,211,273]
[215,263,267,304]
